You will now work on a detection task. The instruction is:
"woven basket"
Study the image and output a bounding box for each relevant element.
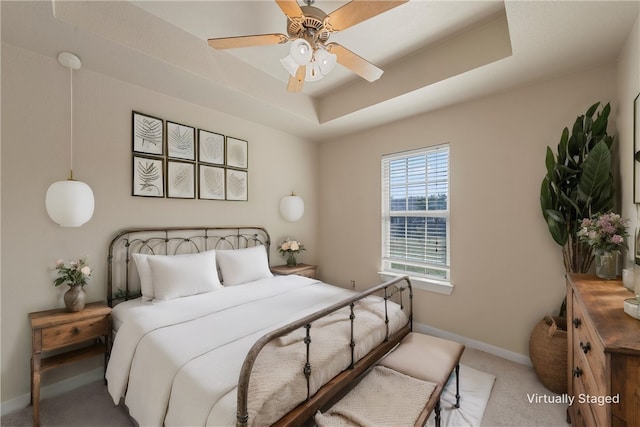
[529,316,567,394]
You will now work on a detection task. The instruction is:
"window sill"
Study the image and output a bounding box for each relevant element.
[377,272,454,295]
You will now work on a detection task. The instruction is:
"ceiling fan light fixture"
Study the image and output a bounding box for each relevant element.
[290,38,313,65]
[280,55,299,77]
[315,47,337,75]
[305,60,323,82]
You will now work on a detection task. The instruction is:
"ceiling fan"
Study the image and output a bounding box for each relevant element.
[207,0,408,92]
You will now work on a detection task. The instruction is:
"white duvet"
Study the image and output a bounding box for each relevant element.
[106,275,408,426]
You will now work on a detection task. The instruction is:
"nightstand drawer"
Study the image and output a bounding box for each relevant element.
[41,316,108,350]
[270,264,317,279]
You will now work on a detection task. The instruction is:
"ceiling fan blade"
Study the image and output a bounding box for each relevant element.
[287,65,306,92]
[208,34,288,49]
[326,43,383,82]
[326,0,408,32]
[275,0,304,19]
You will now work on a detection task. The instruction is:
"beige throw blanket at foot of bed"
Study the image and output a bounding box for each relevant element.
[314,366,437,427]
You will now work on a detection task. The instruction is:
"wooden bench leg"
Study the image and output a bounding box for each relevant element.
[455,364,461,408]
[435,400,441,427]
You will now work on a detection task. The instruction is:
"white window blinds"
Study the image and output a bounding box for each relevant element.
[381,144,450,281]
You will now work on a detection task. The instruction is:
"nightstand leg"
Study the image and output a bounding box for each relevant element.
[31,356,41,427]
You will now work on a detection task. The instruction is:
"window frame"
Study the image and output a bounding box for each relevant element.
[380,144,452,294]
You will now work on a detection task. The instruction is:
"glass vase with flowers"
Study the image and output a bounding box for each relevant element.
[577,212,629,279]
[278,239,305,267]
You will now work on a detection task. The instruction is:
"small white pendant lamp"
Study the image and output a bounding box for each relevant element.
[45,52,95,227]
[280,192,305,222]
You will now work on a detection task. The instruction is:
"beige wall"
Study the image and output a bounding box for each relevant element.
[0,44,318,401]
[317,63,618,356]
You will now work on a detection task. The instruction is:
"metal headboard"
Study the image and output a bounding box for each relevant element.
[107,226,271,307]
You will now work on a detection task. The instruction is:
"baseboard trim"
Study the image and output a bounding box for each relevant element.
[413,321,532,366]
[1,368,103,416]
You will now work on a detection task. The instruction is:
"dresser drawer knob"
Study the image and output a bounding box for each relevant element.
[573,318,581,328]
[72,327,81,335]
[573,367,583,378]
[580,342,591,354]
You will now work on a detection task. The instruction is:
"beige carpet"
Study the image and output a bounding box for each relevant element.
[427,364,495,427]
[1,348,570,426]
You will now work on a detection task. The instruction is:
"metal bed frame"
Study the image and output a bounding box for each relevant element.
[106,226,412,426]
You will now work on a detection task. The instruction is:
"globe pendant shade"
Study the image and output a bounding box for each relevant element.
[280,195,304,222]
[45,179,95,227]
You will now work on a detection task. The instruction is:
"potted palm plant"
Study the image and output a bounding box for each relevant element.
[533,102,615,394]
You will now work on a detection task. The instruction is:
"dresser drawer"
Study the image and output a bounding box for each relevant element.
[573,346,609,427]
[41,316,108,351]
[572,369,597,427]
[572,295,606,386]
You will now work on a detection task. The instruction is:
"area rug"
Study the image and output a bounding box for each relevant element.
[426,364,496,427]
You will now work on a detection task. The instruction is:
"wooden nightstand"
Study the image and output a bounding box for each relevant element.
[270,263,318,279]
[29,301,111,427]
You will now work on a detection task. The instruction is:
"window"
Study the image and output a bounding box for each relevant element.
[381,145,450,288]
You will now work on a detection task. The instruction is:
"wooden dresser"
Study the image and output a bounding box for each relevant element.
[566,273,640,426]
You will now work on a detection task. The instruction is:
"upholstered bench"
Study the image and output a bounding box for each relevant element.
[315,332,465,427]
[379,332,465,426]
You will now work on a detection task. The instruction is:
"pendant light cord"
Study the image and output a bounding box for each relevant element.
[69,67,74,181]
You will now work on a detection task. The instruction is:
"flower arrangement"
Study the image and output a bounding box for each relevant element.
[53,258,92,287]
[278,239,305,266]
[577,212,629,252]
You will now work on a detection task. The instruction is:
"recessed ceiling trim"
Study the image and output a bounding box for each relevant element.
[51,0,319,122]
[317,8,513,124]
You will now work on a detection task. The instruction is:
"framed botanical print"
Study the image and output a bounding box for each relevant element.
[198,129,225,165]
[199,165,225,200]
[226,137,248,169]
[226,169,248,201]
[133,111,163,155]
[167,160,195,199]
[132,155,164,197]
[167,121,196,161]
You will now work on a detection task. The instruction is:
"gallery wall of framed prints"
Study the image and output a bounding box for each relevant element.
[131,111,248,201]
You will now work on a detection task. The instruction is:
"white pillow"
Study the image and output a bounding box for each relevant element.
[216,245,273,286]
[146,250,223,300]
[131,253,154,301]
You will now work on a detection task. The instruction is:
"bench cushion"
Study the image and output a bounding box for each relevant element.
[314,365,437,426]
[379,332,465,386]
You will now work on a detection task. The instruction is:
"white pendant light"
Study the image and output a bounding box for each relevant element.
[280,192,305,222]
[45,52,95,227]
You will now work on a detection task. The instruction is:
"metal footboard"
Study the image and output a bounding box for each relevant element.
[236,276,413,427]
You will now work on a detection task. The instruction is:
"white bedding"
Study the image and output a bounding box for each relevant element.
[106,275,408,426]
